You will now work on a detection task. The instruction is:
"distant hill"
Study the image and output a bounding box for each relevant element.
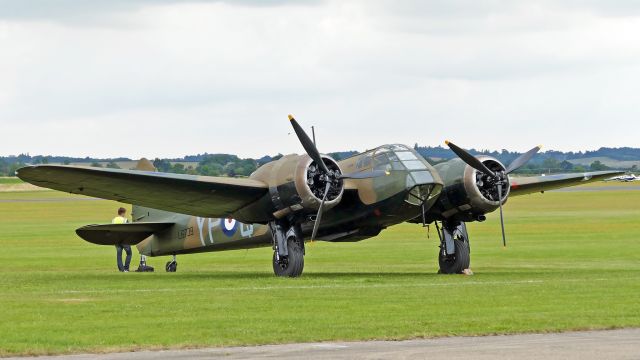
[1,146,638,177]
[566,157,640,169]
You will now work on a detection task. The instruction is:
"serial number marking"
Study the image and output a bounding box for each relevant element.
[178,227,194,239]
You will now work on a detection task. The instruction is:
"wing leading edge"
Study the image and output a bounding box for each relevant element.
[17,165,268,219]
[509,170,625,196]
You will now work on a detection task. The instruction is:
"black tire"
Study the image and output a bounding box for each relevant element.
[438,238,470,274]
[273,238,304,277]
[165,261,177,273]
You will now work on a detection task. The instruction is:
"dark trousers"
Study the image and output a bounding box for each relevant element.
[116,244,132,271]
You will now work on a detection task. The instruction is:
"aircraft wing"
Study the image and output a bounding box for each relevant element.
[509,170,625,196]
[17,165,268,218]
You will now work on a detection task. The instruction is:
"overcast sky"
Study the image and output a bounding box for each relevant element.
[1,0,639,159]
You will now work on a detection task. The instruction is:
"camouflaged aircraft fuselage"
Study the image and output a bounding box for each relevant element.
[136,144,445,256]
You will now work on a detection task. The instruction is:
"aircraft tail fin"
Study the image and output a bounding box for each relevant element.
[131,158,158,224]
[75,222,174,246]
[134,158,156,171]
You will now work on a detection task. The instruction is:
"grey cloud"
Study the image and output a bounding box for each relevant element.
[0,0,321,25]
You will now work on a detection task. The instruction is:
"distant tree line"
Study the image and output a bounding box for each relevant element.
[413,146,637,174]
[413,145,640,163]
[153,154,263,177]
[1,146,639,177]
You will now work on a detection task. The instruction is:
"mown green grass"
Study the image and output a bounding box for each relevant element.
[0,177,23,185]
[0,185,639,356]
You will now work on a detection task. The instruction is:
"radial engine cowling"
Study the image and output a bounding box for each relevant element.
[432,156,510,222]
[251,154,344,219]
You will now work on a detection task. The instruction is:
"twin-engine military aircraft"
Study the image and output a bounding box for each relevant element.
[17,116,622,276]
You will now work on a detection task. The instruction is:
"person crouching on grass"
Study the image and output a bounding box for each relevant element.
[112,207,132,272]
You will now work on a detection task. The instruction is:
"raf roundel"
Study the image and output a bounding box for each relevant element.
[221,218,238,237]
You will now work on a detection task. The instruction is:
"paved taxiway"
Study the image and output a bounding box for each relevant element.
[10,329,640,360]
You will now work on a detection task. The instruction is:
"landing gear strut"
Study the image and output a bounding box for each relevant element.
[269,221,305,277]
[135,255,154,272]
[436,221,471,274]
[165,255,177,272]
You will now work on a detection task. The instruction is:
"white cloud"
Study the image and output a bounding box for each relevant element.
[0,1,639,158]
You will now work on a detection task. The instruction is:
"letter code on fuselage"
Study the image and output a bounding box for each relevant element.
[195,217,254,246]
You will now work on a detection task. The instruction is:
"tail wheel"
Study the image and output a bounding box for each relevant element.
[273,238,304,277]
[438,238,470,274]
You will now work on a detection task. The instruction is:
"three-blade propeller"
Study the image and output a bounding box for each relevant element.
[445,141,542,247]
[288,115,388,242]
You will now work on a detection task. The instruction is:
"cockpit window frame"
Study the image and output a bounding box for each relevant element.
[355,154,373,170]
[350,144,432,173]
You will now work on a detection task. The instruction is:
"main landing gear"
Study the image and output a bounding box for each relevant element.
[165,255,177,272]
[269,221,305,277]
[435,221,471,274]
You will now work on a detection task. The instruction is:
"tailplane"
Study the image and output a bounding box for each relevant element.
[76,222,174,246]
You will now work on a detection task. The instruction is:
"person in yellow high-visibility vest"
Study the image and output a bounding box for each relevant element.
[112,207,132,272]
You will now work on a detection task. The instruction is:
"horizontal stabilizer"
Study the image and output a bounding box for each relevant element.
[76,222,174,246]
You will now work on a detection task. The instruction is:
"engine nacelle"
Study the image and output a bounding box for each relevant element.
[250,154,344,219]
[431,156,510,222]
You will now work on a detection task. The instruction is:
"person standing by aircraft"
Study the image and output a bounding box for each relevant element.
[112,207,132,272]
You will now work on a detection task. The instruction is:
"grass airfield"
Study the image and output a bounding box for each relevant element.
[0,182,639,356]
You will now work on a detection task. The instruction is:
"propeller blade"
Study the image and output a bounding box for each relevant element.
[289,115,330,175]
[497,183,507,247]
[311,182,331,242]
[339,169,389,180]
[445,141,496,177]
[505,145,543,174]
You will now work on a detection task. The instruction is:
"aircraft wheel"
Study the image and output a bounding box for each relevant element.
[165,261,177,273]
[438,238,470,274]
[273,238,304,277]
